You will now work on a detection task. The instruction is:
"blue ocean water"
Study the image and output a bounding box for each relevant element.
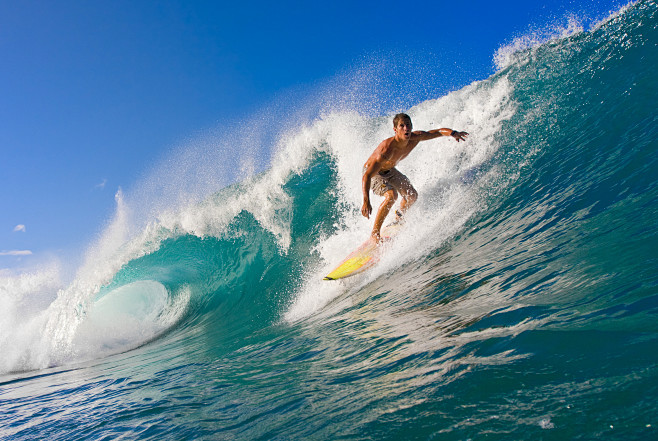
[1,1,657,439]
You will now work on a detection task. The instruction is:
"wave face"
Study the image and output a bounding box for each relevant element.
[2,2,657,439]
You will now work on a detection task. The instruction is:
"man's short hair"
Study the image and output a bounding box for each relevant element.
[393,113,412,127]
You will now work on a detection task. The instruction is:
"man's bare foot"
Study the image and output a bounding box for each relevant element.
[370,231,382,244]
[370,231,392,245]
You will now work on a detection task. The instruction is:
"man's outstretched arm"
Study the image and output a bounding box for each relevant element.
[414,128,469,142]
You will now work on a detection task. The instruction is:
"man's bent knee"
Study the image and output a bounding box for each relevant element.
[384,189,398,204]
[408,189,418,203]
[403,188,417,204]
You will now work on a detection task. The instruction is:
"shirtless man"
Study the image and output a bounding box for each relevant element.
[362,113,468,242]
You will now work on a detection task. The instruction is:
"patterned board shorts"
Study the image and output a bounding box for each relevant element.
[369,168,413,196]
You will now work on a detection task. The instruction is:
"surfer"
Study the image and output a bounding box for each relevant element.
[362,113,468,242]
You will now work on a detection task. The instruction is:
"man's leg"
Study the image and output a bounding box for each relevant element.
[390,170,417,219]
[398,185,418,215]
[371,188,397,241]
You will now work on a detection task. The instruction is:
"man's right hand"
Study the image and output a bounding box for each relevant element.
[362,200,372,219]
[451,131,469,142]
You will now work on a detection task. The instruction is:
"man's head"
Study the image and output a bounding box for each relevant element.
[393,113,412,128]
[393,113,412,140]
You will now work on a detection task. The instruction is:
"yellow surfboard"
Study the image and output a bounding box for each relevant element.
[323,223,403,281]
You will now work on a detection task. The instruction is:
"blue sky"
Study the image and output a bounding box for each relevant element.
[1,0,625,270]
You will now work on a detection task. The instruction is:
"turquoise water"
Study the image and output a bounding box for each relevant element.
[2,1,657,439]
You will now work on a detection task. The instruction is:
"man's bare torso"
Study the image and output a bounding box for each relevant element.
[364,133,423,172]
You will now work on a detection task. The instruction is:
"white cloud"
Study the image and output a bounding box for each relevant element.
[13,224,26,233]
[0,250,32,256]
[95,178,108,190]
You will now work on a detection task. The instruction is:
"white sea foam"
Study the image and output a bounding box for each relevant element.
[0,264,62,373]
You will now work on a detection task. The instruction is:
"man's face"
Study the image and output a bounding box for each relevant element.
[395,118,412,140]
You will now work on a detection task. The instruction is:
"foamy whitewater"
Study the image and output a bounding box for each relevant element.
[2,1,657,439]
